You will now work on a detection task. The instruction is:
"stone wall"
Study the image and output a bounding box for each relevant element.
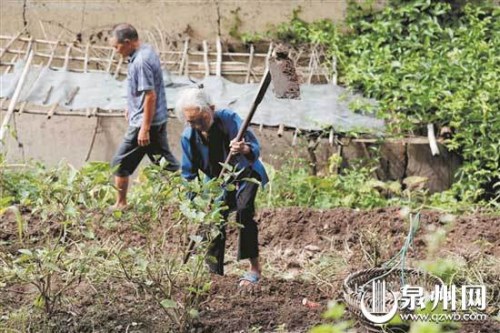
[1,1,386,43]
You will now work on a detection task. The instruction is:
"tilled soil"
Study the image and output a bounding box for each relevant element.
[256,207,499,258]
[1,207,499,332]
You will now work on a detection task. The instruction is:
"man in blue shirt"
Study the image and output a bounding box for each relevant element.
[176,88,268,286]
[109,23,179,208]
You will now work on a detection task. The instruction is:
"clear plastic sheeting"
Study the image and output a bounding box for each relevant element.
[1,60,384,133]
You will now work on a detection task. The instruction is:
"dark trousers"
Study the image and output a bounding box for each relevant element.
[207,173,260,275]
[111,123,179,176]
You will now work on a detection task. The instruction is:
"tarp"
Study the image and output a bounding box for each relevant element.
[1,60,384,133]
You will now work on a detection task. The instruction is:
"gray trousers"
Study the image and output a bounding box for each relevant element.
[111,123,179,176]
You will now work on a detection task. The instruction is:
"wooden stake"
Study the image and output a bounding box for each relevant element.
[277,124,285,137]
[18,101,27,114]
[47,103,58,119]
[292,128,300,146]
[329,128,334,146]
[427,123,440,156]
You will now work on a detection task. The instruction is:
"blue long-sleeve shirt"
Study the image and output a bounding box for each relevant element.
[180,109,268,187]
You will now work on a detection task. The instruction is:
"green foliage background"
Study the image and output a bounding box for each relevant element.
[244,0,499,202]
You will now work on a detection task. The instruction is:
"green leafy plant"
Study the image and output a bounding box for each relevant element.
[1,244,89,318]
[310,301,352,333]
[238,1,499,203]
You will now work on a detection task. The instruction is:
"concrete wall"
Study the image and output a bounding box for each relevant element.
[1,0,386,43]
[4,112,461,193]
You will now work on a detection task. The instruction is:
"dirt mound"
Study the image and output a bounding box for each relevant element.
[255,207,500,257]
[199,276,325,333]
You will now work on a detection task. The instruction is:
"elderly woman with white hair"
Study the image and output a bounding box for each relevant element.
[176,87,268,286]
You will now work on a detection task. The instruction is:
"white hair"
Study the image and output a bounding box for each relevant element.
[175,87,213,122]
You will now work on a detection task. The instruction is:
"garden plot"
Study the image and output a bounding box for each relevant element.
[1,205,498,333]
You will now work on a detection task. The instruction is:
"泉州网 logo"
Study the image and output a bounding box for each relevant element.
[359,278,488,324]
[360,279,399,324]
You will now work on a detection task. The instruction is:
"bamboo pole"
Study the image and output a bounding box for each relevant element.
[3,54,18,74]
[331,55,337,85]
[24,37,34,60]
[185,50,190,77]
[43,86,53,104]
[203,40,210,77]
[0,49,34,149]
[307,48,315,84]
[106,48,116,73]
[39,20,48,39]
[245,44,254,83]
[264,42,273,73]
[113,55,123,79]
[63,44,72,70]
[179,38,189,75]
[85,117,100,161]
[0,107,122,118]
[216,36,222,77]
[46,31,64,69]
[0,55,17,110]
[0,31,23,60]
[19,61,45,114]
[83,42,90,73]
[155,25,166,53]
[65,86,80,106]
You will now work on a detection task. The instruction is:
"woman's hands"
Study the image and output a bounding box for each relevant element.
[230,139,251,156]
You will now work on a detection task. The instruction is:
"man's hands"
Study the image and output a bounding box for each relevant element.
[138,127,150,146]
[138,90,156,146]
[230,139,251,156]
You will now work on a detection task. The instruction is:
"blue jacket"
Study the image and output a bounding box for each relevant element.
[180,109,268,187]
